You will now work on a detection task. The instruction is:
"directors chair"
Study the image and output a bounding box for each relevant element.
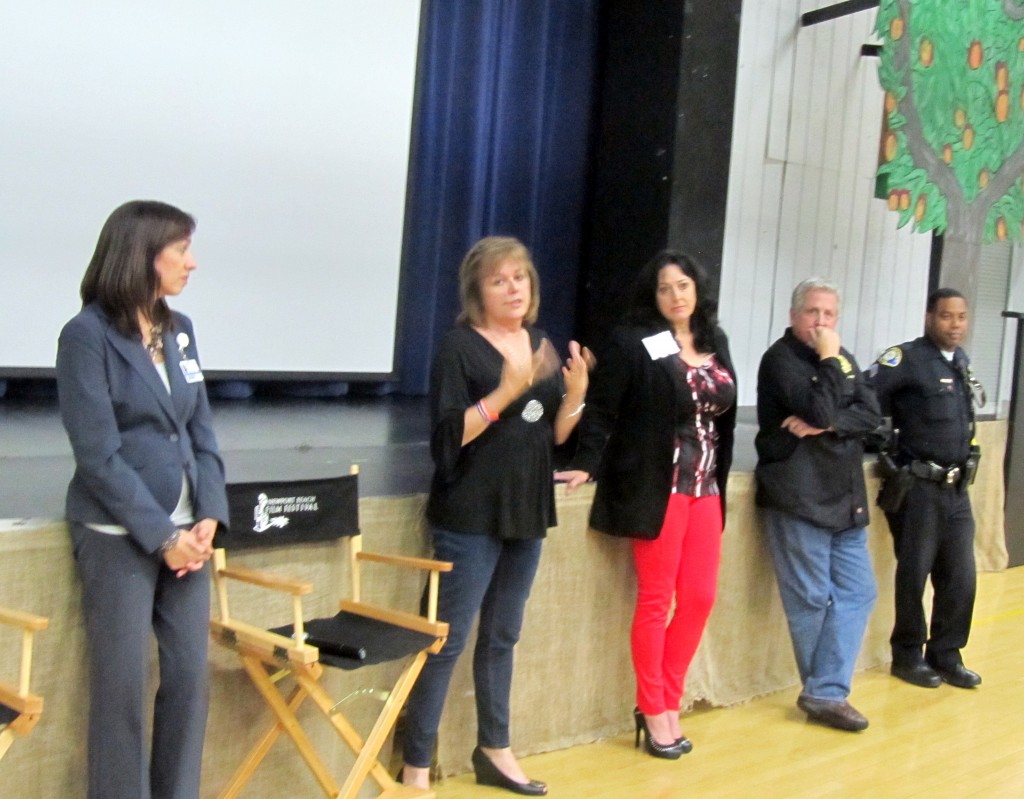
[210,467,452,799]
[0,606,48,762]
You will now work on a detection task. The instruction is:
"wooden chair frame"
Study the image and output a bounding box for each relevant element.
[0,606,48,761]
[210,470,451,799]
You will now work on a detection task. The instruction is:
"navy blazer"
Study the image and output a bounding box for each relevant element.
[56,302,228,554]
[572,324,737,540]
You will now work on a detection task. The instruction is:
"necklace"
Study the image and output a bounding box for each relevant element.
[145,324,164,360]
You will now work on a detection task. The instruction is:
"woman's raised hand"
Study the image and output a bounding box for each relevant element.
[562,340,593,398]
[498,338,560,400]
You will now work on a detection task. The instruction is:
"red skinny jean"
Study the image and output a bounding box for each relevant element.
[632,493,723,714]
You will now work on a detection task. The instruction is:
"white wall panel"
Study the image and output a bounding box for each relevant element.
[720,0,932,404]
[767,0,798,162]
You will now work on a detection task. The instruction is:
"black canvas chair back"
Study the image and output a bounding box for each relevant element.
[210,466,452,799]
[221,474,359,550]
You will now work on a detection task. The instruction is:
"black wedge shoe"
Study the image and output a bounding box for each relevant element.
[471,746,548,796]
[632,708,687,760]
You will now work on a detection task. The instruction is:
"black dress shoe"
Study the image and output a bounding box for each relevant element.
[932,663,982,689]
[891,661,941,688]
[630,708,696,758]
[471,747,548,796]
[632,708,688,759]
[796,696,869,732]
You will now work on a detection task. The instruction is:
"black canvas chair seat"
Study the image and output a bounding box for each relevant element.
[0,703,16,727]
[272,612,438,671]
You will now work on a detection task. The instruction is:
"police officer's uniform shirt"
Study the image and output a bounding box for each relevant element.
[869,336,972,467]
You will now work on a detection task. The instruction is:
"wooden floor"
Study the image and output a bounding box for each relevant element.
[433,567,1024,799]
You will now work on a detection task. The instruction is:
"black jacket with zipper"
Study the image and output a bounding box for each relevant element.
[754,328,880,532]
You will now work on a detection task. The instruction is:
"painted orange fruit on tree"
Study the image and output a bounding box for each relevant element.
[920,38,934,66]
[996,90,1009,122]
[968,40,983,69]
[877,0,1024,257]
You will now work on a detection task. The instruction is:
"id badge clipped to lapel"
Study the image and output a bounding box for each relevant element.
[179,359,205,383]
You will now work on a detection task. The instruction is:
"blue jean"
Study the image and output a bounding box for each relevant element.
[402,527,543,767]
[762,510,877,701]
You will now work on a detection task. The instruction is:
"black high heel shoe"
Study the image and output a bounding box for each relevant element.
[633,708,687,760]
[471,747,548,796]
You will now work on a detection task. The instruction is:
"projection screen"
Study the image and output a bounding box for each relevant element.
[0,1,421,378]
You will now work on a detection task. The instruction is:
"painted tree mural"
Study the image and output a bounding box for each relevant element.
[876,0,1024,293]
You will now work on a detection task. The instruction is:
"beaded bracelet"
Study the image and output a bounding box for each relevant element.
[476,399,499,423]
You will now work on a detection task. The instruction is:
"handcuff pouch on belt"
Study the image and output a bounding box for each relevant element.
[876,451,913,513]
[964,444,981,486]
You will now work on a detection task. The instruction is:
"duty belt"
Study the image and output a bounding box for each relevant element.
[909,460,962,486]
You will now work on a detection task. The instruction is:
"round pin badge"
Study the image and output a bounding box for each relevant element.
[521,399,544,423]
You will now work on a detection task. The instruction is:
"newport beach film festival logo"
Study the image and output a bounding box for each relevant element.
[252,491,321,533]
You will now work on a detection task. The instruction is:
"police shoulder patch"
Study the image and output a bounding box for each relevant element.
[878,346,902,367]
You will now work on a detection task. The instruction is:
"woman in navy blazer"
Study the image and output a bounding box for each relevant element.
[558,251,736,760]
[56,200,228,799]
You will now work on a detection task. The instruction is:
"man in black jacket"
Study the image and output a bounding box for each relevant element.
[755,278,880,732]
[867,288,982,690]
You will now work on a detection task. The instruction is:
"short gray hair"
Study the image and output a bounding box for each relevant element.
[791,277,841,314]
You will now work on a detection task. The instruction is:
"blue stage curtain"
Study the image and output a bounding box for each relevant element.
[396,0,600,395]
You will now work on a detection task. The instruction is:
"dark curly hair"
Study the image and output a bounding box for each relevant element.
[625,250,719,354]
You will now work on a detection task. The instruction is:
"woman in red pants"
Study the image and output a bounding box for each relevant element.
[557,251,736,759]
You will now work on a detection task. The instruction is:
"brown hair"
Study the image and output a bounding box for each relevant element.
[80,200,195,337]
[457,236,540,327]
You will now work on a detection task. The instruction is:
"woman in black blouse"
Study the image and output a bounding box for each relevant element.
[557,251,736,760]
[400,236,590,795]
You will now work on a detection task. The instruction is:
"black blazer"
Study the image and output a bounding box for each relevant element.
[572,324,737,539]
[56,302,228,554]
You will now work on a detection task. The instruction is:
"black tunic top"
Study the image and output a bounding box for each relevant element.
[426,325,563,540]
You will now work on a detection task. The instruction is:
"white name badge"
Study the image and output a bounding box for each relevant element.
[179,359,205,383]
[641,330,680,360]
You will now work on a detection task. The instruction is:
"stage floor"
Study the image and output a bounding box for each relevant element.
[0,393,760,520]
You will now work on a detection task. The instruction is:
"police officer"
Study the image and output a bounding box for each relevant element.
[868,288,982,690]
